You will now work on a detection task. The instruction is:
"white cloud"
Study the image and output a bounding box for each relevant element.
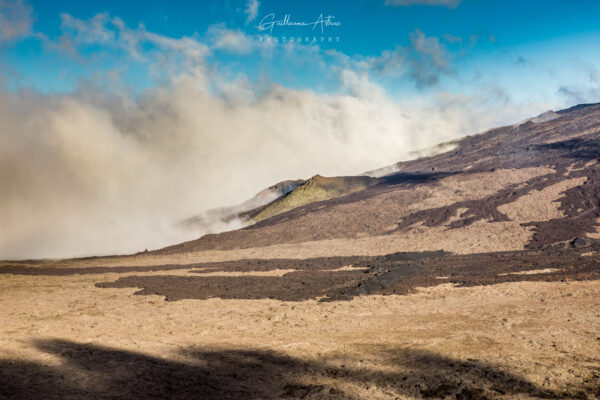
[409,29,451,87]
[60,12,114,44]
[50,13,209,65]
[353,46,406,77]
[0,0,33,41]
[245,0,260,24]
[343,30,451,88]
[340,69,386,98]
[557,65,600,105]
[0,66,554,259]
[207,23,255,54]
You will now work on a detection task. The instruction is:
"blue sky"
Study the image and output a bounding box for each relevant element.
[3,0,600,105]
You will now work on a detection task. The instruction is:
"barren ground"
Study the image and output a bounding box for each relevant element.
[1,246,599,399]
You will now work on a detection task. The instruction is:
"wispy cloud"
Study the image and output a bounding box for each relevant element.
[60,12,114,44]
[347,29,452,88]
[408,29,451,87]
[245,0,260,24]
[354,46,406,77]
[207,23,261,54]
[47,12,209,73]
[0,0,33,41]
[558,66,600,105]
[50,12,272,61]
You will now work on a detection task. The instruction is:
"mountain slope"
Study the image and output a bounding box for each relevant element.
[251,175,378,223]
[159,103,600,255]
[179,179,304,234]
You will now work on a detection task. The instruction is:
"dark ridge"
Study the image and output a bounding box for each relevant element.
[0,251,447,276]
[394,170,568,232]
[96,246,600,302]
[393,135,600,249]
[524,167,600,248]
[534,138,600,161]
[0,264,195,276]
[379,171,458,185]
[555,102,600,114]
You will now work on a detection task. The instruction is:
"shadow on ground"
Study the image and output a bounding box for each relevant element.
[1,339,597,399]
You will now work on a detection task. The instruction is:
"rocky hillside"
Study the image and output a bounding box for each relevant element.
[160,103,600,255]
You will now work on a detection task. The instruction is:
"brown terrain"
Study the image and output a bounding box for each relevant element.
[1,103,600,399]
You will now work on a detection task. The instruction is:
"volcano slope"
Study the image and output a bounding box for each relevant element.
[159,102,600,255]
[2,103,600,399]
